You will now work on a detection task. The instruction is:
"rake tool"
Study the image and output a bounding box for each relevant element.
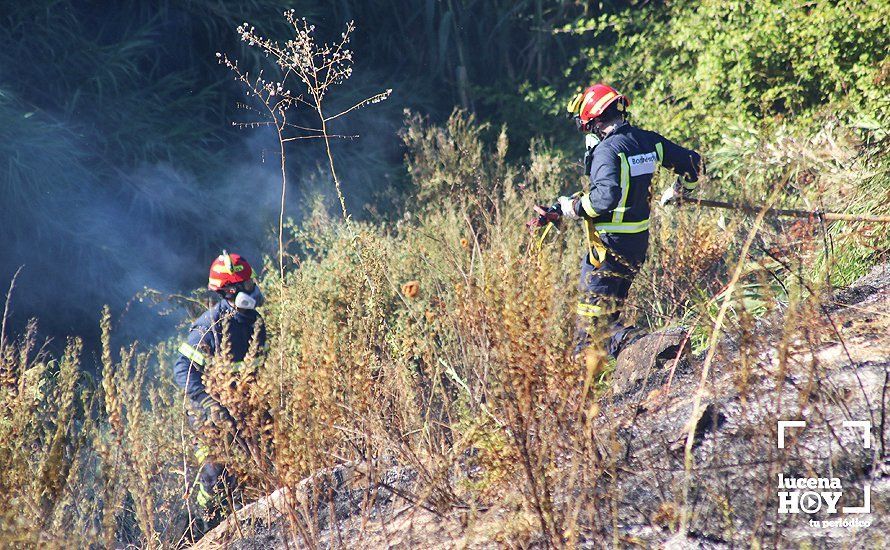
[671,197,890,224]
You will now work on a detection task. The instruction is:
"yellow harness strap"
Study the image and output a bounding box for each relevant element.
[535,222,555,251]
[584,219,608,268]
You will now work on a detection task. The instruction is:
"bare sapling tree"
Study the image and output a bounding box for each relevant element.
[215,12,391,544]
[218,10,391,279]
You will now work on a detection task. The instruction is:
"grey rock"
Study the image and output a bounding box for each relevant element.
[613,326,691,396]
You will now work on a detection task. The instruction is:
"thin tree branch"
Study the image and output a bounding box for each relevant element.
[1,265,23,352]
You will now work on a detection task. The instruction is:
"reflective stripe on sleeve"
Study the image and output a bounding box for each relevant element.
[178,343,207,367]
[655,142,664,163]
[580,193,599,218]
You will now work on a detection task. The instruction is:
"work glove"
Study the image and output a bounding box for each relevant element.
[659,177,694,206]
[557,196,580,220]
[526,203,562,233]
[659,186,679,206]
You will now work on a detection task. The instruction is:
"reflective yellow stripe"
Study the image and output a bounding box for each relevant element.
[592,152,648,234]
[588,91,617,117]
[655,142,664,163]
[195,485,213,508]
[576,303,604,317]
[213,258,244,274]
[567,91,585,114]
[208,277,224,288]
[192,443,214,507]
[178,343,206,366]
[594,219,650,233]
[580,194,598,218]
[195,442,211,463]
[612,152,631,223]
[682,179,697,191]
[579,90,596,114]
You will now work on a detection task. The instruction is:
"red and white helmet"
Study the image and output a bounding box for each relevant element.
[573,83,629,123]
[208,250,252,293]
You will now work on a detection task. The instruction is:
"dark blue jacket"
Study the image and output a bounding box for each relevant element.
[172,299,266,406]
[576,122,702,265]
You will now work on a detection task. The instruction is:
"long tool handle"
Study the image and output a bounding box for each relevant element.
[680,198,890,223]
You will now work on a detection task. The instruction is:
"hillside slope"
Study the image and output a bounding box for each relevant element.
[196,264,889,548]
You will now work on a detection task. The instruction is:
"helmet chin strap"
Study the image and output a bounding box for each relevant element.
[592,120,619,140]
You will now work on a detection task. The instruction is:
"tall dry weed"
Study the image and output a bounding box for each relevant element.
[0,83,885,549]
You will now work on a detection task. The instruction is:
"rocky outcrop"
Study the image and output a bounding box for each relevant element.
[613,326,691,396]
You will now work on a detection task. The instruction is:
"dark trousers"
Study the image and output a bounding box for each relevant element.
[575,233,647,357]
[189,403,239,515]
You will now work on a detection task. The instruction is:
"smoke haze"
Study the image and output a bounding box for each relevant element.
[1,79,403,353]
[0,0,567,351]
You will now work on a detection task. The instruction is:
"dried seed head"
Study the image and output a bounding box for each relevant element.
[402,280,420,299]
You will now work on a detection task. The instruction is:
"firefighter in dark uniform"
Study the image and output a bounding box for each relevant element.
[555,83,702,358]
[172,250,266,514]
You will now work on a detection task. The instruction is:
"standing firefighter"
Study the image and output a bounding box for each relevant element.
[535,83,702,359]
[173,250,266,517]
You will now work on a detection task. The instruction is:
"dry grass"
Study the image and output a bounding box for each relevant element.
[0,87,887,549]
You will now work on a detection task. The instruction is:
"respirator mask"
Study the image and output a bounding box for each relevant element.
[574,115,602,176]
[223,280,264,310]
[583,133,600,176]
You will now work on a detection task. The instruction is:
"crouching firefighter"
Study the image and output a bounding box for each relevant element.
[172,250,266,519]
[533,83,702,359]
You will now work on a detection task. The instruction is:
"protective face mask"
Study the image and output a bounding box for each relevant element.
[234,284,264,310]
[584,134,600,176]
[234,291,256,310]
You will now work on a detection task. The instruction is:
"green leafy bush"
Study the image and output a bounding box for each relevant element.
[567,0,890,146]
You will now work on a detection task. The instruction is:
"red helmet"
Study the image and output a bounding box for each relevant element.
[208,251,253,292]
[576,83,629,122]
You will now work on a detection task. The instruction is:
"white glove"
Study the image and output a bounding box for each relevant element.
[558,196,580,220]
[659,186,678,207]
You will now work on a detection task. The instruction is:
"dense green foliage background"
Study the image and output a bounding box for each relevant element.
[0,0,887,341]
[0,2,888,546]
